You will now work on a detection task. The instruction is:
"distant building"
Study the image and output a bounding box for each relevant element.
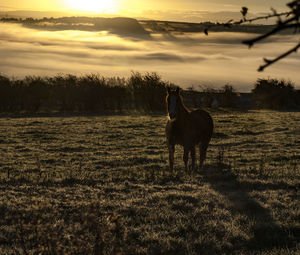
[211,98,219,108]
[235,93,255,109]
[181,90,255,109]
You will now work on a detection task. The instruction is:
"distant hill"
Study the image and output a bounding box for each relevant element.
[0,16,151,38]
[139,20,277,35]
[1,15,293,37]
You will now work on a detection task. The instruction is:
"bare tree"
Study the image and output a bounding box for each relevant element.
[206,0,300,71]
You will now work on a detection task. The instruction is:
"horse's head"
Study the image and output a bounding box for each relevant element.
[166,87,180,119]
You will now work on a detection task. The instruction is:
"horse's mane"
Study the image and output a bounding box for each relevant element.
[178,94,190,113]
[166,91,190,115]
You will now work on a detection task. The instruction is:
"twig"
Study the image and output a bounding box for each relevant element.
[258,42,300,71]
[243,20,298,47]
[205,11,293,34]
[204,1,300,71]
[232,11,291,25]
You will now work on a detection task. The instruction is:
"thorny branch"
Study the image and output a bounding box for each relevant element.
[206,0,300,71]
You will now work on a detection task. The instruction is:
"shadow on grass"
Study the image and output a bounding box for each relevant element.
[202,163,299,252]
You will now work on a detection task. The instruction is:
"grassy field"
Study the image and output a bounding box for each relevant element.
[0,110,299,254]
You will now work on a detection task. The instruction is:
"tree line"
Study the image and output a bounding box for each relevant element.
[0,72,171,113]
[0,73,299,113]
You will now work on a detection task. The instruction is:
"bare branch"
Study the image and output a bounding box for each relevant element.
[243,1,300,71]
[243,21,298,47]
[204,1,300,71]
[258,42,300,71]
[232,11,291,25]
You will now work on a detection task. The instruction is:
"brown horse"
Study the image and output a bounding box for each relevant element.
[165,87,213,172]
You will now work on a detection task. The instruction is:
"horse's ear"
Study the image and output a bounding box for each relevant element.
[167,87,171,94]
[176,87,180,95]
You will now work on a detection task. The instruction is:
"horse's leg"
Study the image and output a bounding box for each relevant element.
[183,146,189,172]
[168,143,175,172]
[191,146,196,172]
[199,142,208,170]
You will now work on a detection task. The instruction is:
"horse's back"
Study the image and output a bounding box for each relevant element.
[190,109,214,141]
[191,108,213,125]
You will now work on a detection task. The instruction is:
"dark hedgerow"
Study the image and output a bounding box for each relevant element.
[0,74,299,113]
[252,78,297,109]
[0,72,171,113]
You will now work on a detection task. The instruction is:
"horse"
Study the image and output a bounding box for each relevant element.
[165,87,214,172]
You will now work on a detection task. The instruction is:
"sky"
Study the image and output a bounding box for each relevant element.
[1,22,299,92]
[0,1,299,91]
[0,0,289,19]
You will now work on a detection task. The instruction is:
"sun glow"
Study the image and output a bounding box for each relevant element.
[66,0,118,13]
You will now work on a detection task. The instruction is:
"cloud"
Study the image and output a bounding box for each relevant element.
[0,22,299,92]
[135,52,208,62]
